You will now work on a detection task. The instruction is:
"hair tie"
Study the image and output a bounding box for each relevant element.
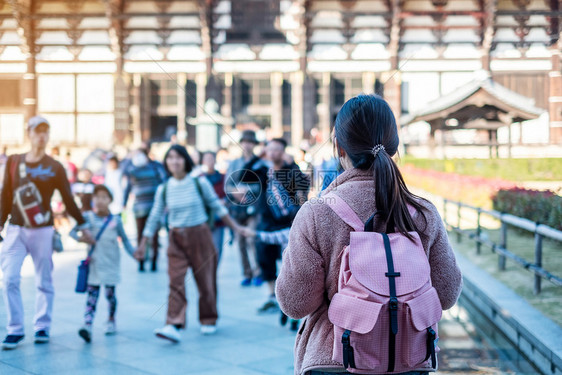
[371,144,385,158]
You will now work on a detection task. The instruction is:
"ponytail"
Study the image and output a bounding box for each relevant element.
[334,94,428,240]
[373,151,424,240]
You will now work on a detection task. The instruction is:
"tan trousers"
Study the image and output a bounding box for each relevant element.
[237,215,259,279]
[166,224,218,328]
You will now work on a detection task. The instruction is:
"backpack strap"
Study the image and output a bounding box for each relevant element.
[323,193,364,232]
[382,232,400,372]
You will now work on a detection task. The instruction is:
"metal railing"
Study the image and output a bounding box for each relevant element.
[443,198,562,294]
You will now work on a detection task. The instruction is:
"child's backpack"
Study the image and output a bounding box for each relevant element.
[324,193,441,374]
[12,155,51,228]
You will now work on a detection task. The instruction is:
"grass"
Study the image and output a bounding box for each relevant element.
[400,156,562,182]
[449,226,562,328]
[410,187,562,328]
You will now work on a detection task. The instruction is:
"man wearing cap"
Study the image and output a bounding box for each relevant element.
[0,116,93,350]
[224,130,263,286]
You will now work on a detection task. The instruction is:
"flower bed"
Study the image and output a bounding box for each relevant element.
[401,157,562,182]
[492,187,562,230]
[400,164,517,208]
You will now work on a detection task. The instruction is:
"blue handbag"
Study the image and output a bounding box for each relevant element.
[75,214,113,293]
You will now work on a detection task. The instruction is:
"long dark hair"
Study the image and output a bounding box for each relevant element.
[334,94,427,238]
[163,144,195,175]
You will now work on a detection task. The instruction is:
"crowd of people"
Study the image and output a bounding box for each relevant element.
[0,117,315,347]
[0,94,462,375]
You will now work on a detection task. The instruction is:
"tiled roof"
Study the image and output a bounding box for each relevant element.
[401,78,546,126]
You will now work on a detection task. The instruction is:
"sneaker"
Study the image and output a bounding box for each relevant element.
[34,330,49,344]
[78,326,92,343]
[240,278,252,287]
[257,299,279,314]
[154,325,180,343]
[1,335,24,350]
[200,325,217,335]
[105,321,116,335]
[253,276,264,287]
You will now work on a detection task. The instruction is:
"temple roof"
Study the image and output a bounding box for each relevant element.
[401,78,546,127]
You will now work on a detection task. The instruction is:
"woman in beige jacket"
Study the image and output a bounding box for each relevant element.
[276,95,462,375]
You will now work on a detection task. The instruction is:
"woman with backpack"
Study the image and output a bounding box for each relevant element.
[276,95,462,375]
[134,145,243,342]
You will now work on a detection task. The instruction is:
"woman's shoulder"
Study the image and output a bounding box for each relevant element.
[409,197,446,240]
[411,197,441,220]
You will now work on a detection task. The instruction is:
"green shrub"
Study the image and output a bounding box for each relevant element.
[400,157,562,182]
[492,188,562,230]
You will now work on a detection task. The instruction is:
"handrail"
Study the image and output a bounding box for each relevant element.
[443,198,562,294]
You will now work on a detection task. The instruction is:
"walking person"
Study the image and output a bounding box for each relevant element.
[0,116,93,350]
[72,168,95,212]
[224,130,262,286]
[70,185,135,343]
[123,146,167,272]
[134,145,243,342]
[241,138,310,313]
[104,156,125,215]
[201,151,227,261]
[275,95,463,375]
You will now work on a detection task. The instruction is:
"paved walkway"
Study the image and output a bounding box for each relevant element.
[0,227,514,374]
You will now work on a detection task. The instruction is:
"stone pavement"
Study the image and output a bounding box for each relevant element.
[0,228,514,375]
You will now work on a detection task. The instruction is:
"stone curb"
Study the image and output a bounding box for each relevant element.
[456,252,562,375]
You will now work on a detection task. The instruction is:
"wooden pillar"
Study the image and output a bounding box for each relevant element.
[113,74,130,144]
[440,124,446,159]
[196,73,207,117]
[131,73,142,145]
[488,130,493,159]
[363,71,376,95]
[382,70,402,127]
[222,73,233,135]
[507,122,512,158]
[22,54,37,125]
[177,72,187,145]
[222,73,233,118]
[494,130,499,158]
[270,72,283,138]
[291,71,305,147]
[73,73,78,144]
[318,72,332,143]
[549,49,562,144]
[303,76,315,142]
[140,75,151,142]
[428,122,437,158]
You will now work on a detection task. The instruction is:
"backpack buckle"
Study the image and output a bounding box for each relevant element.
[389,297,399,310]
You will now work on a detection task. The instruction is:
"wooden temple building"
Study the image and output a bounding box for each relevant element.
[0,0,560,151]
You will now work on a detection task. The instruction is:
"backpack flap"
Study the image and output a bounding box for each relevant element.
[328,293,382,334]
[405,287,442,331]
[349,232,430,297]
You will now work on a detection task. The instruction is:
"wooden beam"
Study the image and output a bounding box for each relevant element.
[387,0,402,69]
[547,0,560,46]
[481,0,496,71]
[103,0,127,73]
[7,0,36,56]
[198,0,213,77]
[8,0,38,123]
[26,12,200,19]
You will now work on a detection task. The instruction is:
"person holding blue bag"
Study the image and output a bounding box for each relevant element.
[70,185,135,343]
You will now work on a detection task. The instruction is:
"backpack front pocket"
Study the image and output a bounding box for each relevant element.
[329,293,384,370]
[403,287,442,367]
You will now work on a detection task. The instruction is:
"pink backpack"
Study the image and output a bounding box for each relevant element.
[324,193,442,374]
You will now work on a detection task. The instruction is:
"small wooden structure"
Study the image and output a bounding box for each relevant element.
[401,78,545,158]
